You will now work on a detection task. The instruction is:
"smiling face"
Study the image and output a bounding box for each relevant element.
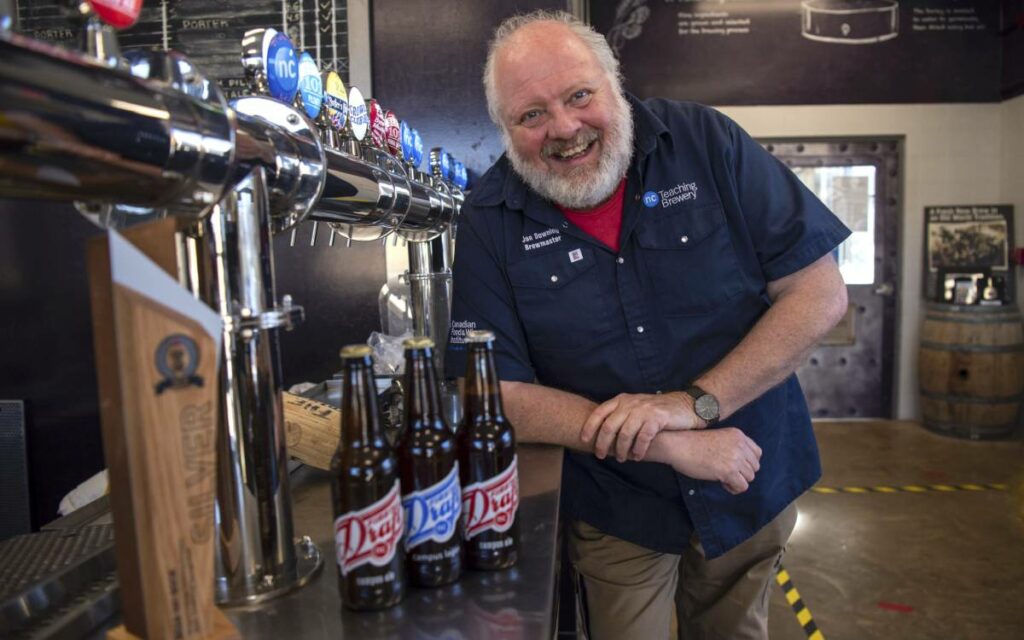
[493,21,633,209]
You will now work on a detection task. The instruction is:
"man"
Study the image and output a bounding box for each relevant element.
[445,10,849,639]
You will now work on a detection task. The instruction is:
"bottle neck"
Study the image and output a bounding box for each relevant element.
[341,358,385,446]
[464,343,504,420]
[404,347,444,428]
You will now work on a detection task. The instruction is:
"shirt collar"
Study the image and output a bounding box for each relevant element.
[469,92,673,210]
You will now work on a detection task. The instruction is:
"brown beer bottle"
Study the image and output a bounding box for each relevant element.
[331,344,405,610]
[457,330,519,570]
[397,337,464,587]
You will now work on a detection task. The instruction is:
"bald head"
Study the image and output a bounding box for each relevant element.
[483,11,623,130]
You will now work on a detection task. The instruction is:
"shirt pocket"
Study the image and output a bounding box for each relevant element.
[635,204,745,317]
[507,247,616,351]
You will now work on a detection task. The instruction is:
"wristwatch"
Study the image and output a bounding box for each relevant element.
[684,385,720,426]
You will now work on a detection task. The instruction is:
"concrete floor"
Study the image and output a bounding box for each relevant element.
[767,421,1024,640]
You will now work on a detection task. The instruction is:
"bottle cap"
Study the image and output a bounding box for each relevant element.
[321,70,348,131]
[403,336,435,349]
[266,32,299,103]
[340,344,374,359]
[466,330,495,343]
[347,86,368,141]
[87,0,142,29]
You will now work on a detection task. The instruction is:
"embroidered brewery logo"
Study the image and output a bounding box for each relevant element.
[154,334,204,395]
[645,182,699,208]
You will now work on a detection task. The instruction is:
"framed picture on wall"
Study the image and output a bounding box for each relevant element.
[924,205,1014,304]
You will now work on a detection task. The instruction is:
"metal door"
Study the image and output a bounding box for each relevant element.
[763,139,902,419]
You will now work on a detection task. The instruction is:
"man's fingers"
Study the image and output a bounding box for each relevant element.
[614,416,646,462]
[630,422,660,460]
[723,473,749,495]
[581,398,618,443]
[593,408,628,459]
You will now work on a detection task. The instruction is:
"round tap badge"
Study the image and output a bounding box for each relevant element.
[411,129,424,168]
[454,162,468,189]
[86,0,142,29]
[297,52,323,119]
[321,71,348,132]
[266,32,299,103]
[438,150,451,181]
[400,121,414,164]
[347,86,369,142]
[367,99,387,148]
[260,28,277,68]
[384,111,402,157]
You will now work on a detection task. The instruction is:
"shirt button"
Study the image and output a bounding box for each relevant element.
[561,221,569,229]
[655,390,663,394]
[636,326,645,334]
[550,275,558,283]
[688,489,695,496]
[616,257,625,264]
[681,235,689,244]
[634,193,641,201]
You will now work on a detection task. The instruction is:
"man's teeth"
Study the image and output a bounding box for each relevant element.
[557,141,591,158]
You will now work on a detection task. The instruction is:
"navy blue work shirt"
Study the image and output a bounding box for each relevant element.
[445,95,851,559]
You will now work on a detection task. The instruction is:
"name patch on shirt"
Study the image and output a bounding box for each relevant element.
[644,182,699,208]
[522,228,562,251]
[449,319,478,345]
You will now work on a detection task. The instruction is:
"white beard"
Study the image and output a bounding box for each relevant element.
[505,90,634,210]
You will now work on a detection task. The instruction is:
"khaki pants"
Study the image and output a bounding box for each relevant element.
[568,503,798,640]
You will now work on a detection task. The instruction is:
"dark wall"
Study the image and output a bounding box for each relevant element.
[1004,0,1024,99]
[0,206,385,529]
[371,0,567,182]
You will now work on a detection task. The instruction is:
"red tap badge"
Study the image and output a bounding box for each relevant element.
[87,0,143,29]
[384,111,402,157]
[367,100,387,148]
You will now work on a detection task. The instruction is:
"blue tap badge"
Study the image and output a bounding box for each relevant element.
[266,32,299,103]
[411,129,424,168]
[400,121,414,164]
[437,148,451,180]
[297,52,323,119]
[454,162,468,189]
[444,153,456,182]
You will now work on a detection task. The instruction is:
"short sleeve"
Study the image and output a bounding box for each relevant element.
[444,208,536,382]
[725,117,851,282]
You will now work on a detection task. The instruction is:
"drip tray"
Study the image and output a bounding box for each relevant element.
[0,523,119,639]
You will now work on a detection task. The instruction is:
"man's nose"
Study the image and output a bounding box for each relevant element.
[547,106,580,140]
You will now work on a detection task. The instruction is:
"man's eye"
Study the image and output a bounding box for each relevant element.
[519,110,542,125]
[570,90,592,104]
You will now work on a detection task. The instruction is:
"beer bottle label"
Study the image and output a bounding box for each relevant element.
[334,480,404,575]
[461,456,519,540]
[402,463,462,550]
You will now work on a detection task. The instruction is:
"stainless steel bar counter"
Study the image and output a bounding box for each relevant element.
[224,444,563,639]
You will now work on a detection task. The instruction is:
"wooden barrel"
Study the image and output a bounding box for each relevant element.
[918,303,1024,439]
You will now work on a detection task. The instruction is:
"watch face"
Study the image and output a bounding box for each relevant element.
[695,394,719,421]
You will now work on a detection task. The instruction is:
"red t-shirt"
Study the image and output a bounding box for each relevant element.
[557,179,626,252]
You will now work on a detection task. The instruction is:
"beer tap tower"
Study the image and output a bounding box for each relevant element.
[0,2,463,629]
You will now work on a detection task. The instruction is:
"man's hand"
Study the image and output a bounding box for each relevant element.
[661,428,762,495]
[581,392,706,462]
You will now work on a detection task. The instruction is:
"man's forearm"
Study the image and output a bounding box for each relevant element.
[500,380,597,451]
[696,255,847,420]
